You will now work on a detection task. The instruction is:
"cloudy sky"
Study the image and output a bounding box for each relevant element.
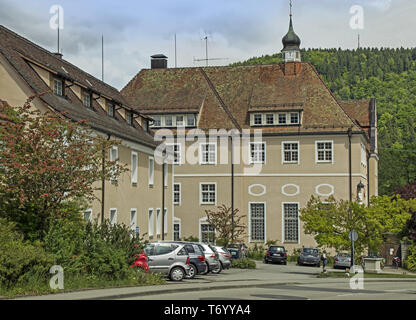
[1,0,415,90]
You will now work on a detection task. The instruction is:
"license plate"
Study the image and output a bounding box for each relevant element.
[273,254,280,256]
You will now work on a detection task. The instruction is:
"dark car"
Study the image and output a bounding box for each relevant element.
[172,242,207,278]
[227,243,248,258]
[297,247,321,267]
[264,246,287,265]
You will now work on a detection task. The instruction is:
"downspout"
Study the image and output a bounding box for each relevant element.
[347,127,354,267]
[101,134,111,223]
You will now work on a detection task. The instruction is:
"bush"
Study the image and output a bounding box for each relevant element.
[404,245,416,272]
[247,243,266,261]
[0,218,55,288]
[231,258,256,269]
[180,235,199,242]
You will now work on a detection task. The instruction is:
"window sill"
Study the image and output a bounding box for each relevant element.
[284,241,299,244]
[132,182,138,187]
[148,184,154,188]
[200,203,216,206]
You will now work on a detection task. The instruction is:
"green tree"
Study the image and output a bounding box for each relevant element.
[300,195,414,255]
[0,97,127,240]
[204,204,246,247]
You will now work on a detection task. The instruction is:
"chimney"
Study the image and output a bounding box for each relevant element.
[151,54,168,69]
[54,52,63,59]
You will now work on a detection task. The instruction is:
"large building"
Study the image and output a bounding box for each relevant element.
[0,25,173,241]
[121,15,379,250]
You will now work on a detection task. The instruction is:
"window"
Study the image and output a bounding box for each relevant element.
[290,113,299,124]
[154,244,177,256]
[167,143,181,164]
[250,142,265,164]
[283,203,299,242]
[200,224,215,244]
[278,113,287,124]
[83,91,91,108]
[107,103,115,117]
[130,209,137,234]
[173,183,181,205]
[361,143,367,166]
[253,114,262,125]
[187,114,196,127]
[250,203,265,242]
[148,209,154,237]
[83,209,92,223]
[173,223,180,241]
[282,142,299,163]
[165,115,173,127]
[148,157,154,186]
[131,152,138,184]
[110,146,118,183]
[200,143,216,165]
[53,78,63,96]
[152,115,161,127]
[126,111,133,125]
[110,209,117,226]
[316,141,333,163]
[266,114,274,125]
[200,183,216,205]
[156,209,161,235]
[176,115,184,127]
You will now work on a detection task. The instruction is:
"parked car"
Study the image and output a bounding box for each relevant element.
[297,247,321,267]
[214,246,232,270]
[172,241,207,278]
[143,242,191,281]
[264,246,287,265]
[227,243,248,258]
[334,252,352,269]
[199,243,221,274]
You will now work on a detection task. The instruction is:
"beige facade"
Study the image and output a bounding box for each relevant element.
[0,33,173,241]
[170,132,377,250]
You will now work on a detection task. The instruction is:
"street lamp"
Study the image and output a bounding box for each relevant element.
[350,181,365,268]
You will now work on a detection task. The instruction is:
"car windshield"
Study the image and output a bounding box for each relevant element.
[303,248,319,255]
[270,247,284,252]
[338,253,350,257]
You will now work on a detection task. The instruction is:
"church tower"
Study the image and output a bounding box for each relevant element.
[282,3,301,62]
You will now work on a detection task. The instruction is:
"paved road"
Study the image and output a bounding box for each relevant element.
[14,261,416,300]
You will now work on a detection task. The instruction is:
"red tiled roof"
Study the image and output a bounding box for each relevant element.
[122,62,365,135]
[0,25,157,148]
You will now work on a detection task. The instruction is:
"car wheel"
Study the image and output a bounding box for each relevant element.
[316,263,321,268]
[264,259,269,264]
[170,267,185,281]
[201,262,209,275]
[211,262,222,274]
[186,264,197,279]
[283,261,287,265]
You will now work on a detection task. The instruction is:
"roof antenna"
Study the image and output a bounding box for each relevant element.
[57,6,60,53]
[194,32,228,67]
[174,34,177,68]
[101,35,104,82]
[358,33,361,49]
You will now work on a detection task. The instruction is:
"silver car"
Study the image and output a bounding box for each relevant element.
[334,253,352,269]
[214,246,232,270]
[198,243,221,274]
[143,242,191,281]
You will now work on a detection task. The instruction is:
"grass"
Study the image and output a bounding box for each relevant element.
[317,271,416,279]
[0,270,165,299]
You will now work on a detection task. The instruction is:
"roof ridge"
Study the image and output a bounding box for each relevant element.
[0,25,121,94]
[199,67,242,131]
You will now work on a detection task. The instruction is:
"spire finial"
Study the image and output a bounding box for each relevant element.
[290,0,293,17]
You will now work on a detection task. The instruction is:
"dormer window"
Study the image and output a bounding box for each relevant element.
[83,91,91,108]
[278,113,287,124]
[266,114,274,125]
[165,115,173,127]
[107,102,115,117]
[126,110,133,125]
[176,115,184,127]
[254,114,262,125]
[152,115,161,127]
[290,112,299,124]
[187,114,196,127]
[53,78,63,96]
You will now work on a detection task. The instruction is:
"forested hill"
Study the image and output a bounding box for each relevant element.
[231,48,416,196]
